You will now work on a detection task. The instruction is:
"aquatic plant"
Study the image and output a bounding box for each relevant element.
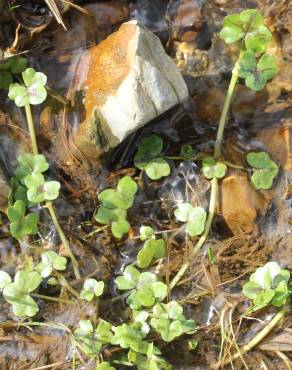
[95,176,138,238]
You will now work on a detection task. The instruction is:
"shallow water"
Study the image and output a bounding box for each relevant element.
[0,0,291,369]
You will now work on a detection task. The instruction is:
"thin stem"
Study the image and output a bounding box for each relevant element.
[55,271,80,298]
[219,307,288,366]
[46,201,80,279]
[23,103,80,280]
[31,293,74,305]
[214,51,243,159]
[169,178,218,290]
[24,104,38,155]
[223,161,247,171]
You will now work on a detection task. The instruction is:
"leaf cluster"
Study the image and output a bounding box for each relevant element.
[174,202,206,236]
[8,153,60,240]
[150,301,196,342]
[134,134,170,180]
[220,9,278,91]
[8,67,47,106]
[95,176,138,238]
[0,269,41,317]
[115,266,167,310]
[37,251,67,278]
[74,319,113,357]
[137,226,165,268]
[247,152,279,189]
[243,262,291,310]
[80,278,104,302]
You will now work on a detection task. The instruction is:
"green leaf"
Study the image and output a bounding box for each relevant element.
[202,157,227,179]
[247,151,279,189]
[185,207,207,235]
[95,206,130,239]
[134,134,170,180]
[3,287,39,317]
[220,9,271,52]
[180,144,195,160]
[150,301,196,342]
[139,226,154,241]
[3,270,41,317]
[144,158,170,180]
[7,200,39,239]
[0,71,13,89]
[9,57,28,74]
[128,350,171,370]
[137,238,165,268]
[115,265,140,290]
[239,51,278,91]
[174,202,194,222]
[74,320,102,357]
[175,203,206,236]
[95,319,114,344]
[43,181,60,200]
[25,173,60,203]
[0,271,12,289]
[14,270,42,293]
[98,176,138,210]
[97,363,116,370]
[15,153,49,182]
[8,83,29,107]
[38,251,67,278]
[185,207,206,236]
[8,68,47,106]
[243,262,290,309]
[80,279,104,301]
[111,323,149,354]
[22,68,47,87]
[134,134,163,168]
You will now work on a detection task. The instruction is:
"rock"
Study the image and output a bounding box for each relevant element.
[71,21,188,161]
[220,172,269,235]
[257,123,292,171]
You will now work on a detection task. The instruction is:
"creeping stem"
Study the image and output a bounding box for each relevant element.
[23,103,80,279]
[169,178,218,290]
[214,50,243,159]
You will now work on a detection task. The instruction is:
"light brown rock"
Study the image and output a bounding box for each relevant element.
[220,172,269,235]
[70,21,188,161]
[257,124,292,171]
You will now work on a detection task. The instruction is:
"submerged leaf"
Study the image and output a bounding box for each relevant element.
[175,203,206,236]
[247,151,279,189]
[202,157,227,179]
[134,134,170,180]
[7,200,39,239]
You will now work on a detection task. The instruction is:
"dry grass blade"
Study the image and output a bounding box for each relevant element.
[44,0,67,30]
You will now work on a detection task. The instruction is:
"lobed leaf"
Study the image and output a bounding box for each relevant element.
[247,151,279,189]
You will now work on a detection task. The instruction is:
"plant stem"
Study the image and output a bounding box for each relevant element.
[169,177,218,290]
[214,51,243,159]
[31,293,74,305]
[218,307,288,366]
[23,103,80,280]
[24,104,38,155]
[55,271,80,298]
[46,201,80,279]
